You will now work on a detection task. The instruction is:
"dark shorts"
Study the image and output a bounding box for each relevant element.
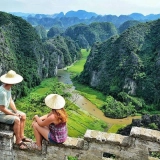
[0,110,24,124]
[48,132,58,144]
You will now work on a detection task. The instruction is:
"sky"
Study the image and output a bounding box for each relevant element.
[0,0,160,16]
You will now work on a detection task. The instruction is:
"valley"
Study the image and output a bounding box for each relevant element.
[57,68,141,130]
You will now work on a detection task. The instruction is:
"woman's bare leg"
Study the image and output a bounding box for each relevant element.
[32,122,50,148]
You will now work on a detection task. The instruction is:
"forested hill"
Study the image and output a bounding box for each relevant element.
[0,11,45,95]
[0,12,80,98]
[118,20,141,34]
[64,22,118,48]
[78,19,160,109]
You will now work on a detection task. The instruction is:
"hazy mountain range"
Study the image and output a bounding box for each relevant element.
[10,10,160,29]
[10,10,160,21]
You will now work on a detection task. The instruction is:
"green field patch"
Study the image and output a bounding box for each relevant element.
[67,125,84,137]
[107,124,127,133]
[68,118,87,134]
[35,88,50,94]
[67,49,89,74]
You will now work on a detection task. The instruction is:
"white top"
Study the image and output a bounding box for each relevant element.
[0,85,11,114]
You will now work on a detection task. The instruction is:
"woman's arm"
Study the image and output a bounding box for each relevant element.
[39,114,48,121]
[34,114,54,127]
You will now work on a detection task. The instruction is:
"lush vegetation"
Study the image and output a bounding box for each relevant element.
[67,49,128,131]
[0,11,46,97]
[45,35,81,69]
[65,22,118,48]
[15,77,107,139]
[68,49,137,118]
[0,12,81,98]
[68,156,78,160]
[78,19,160,118]
[47,26,64,38]
[67,49,89,75]
[118,20,141,34]
[34,25,47,39]
[68,49,105,105]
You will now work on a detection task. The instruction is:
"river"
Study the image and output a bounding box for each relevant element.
[57,69,141,125]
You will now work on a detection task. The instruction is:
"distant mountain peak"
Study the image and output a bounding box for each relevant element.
[65,10,97,19]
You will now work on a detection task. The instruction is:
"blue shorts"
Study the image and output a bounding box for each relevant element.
[48,132,58,144]
[0,110,24,124]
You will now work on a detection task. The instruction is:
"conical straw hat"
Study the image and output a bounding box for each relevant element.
[45,94,65,109]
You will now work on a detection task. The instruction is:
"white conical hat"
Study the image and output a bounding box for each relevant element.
[0,70,23,84]
[45,94,65,109]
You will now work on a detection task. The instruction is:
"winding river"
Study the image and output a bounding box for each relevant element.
[57,69,141,125]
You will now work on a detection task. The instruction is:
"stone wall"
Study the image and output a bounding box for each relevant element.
[0,122,160,160]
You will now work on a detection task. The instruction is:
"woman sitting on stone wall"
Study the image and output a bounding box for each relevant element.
[31,94,68,150]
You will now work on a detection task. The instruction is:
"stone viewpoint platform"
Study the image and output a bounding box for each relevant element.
[0,122,160,160]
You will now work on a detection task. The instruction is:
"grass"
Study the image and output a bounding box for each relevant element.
[107,124,127,133]
[67,49,89,74]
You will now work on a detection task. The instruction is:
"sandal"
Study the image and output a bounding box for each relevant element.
[29,142,41,151]
[22,137,32,143]
[17,141,28,150]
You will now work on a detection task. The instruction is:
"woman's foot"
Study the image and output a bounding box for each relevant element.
[29,142,41,150]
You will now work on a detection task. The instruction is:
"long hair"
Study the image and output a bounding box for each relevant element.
[52,108,68,124]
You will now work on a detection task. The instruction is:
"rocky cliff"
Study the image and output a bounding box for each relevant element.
[0,11,80,97]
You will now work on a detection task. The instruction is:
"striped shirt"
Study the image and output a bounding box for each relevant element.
[49,122,67,143]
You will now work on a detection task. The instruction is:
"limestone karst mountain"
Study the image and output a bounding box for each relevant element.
[0,11,80,97]
[78,18,160,110]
